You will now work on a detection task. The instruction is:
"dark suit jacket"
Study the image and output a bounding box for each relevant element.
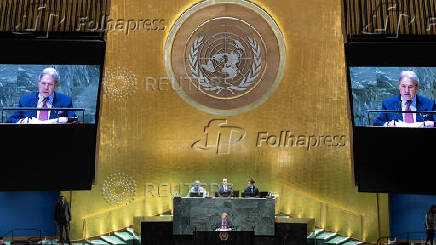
[54,201,71,223]
[218,185,232,196]
[7,92,76,123]
[214,221,233,230]
[243,186,259,197]
[373,94,436,126]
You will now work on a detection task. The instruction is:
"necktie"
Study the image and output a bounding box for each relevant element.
[39,97,49,121]
[222,222,226,229]
[404,100,414,123]
[224,186,227,192]
[251,187,253,193]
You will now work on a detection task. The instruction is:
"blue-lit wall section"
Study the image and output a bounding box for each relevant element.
[0,192,58,237]
[390,194,436,238]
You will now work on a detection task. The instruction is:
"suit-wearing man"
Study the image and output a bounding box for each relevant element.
[7,67,76,123]
[243,179,260,197]
[373,71,436,126]
[54,196,71,245]
[218,178,232,197]
[426,205,436,245]
[214,213,233,230]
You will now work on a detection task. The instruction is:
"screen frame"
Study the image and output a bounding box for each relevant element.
[345,41,436,194]
[0,37,105,190]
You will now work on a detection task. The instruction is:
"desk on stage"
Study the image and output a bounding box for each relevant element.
[194,231,254,245]
[173,196,275,236]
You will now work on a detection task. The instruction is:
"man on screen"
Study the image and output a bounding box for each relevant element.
[7,67,76,123]
[373,71,436,127]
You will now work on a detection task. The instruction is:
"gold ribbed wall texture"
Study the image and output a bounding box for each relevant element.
[64,0,390,242]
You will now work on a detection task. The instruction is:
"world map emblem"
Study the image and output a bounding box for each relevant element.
[165,0,286,115]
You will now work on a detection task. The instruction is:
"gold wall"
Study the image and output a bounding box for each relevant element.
[65,0,390,242]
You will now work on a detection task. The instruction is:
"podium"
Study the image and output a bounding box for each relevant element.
[0,107,85,123]
[194,231,254,245]
[173,197,275,236]
[366,109,436,127]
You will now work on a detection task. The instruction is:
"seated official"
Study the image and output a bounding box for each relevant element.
[373,71,436,127]
[7,67,76,123]
[215,213,233,230]
[218,178,232,197]
[243,179,260,197]
[187,180,206,197]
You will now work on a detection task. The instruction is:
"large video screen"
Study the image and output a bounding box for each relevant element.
[346,42,436,194]
[350,67,436,127]
[0,64,100,124]
[0,38,105,190]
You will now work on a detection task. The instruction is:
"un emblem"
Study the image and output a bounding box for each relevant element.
[188,20,264,98]
[165,0,286,115]
[219,231,229,241]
